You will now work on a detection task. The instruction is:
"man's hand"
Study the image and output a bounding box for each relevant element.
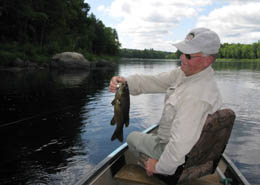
[109,76,126,92]
[145,158,158,176]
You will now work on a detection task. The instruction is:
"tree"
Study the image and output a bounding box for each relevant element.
[0,0,121,64]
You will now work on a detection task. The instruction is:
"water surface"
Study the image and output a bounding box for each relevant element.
[0,60,259,185]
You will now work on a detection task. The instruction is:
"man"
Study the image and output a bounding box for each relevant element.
[109,27,222,176]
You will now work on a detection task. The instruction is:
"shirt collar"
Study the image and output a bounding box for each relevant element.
[182,66,214,82]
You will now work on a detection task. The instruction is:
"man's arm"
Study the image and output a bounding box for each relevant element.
[126,69,181,95]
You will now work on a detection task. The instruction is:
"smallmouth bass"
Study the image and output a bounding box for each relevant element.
[110,82,130,142]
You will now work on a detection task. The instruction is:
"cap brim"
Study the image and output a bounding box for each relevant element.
[172,41,201,54]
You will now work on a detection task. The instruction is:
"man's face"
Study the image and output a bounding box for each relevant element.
[180,53,209,76]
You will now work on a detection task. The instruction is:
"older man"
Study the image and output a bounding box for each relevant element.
[109,27,222,176]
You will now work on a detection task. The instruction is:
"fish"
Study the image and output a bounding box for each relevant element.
[110,82,130,142]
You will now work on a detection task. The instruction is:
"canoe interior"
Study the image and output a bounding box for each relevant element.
[75,125,250,185]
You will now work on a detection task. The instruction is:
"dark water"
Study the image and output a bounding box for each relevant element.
[0,60,260,185]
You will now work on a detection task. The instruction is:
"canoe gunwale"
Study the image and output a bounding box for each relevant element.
[222,153,251,185]
[74,143,128,185]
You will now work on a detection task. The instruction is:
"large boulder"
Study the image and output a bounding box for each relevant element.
[51,52,90,70]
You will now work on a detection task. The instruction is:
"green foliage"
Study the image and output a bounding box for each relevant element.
[33,55,51,64]
[80,49,119,62]
[0,42,52,66]
[0,50,17,66]
[119,48,177,59]
[0,0,121,65]
[81,51,98,62]
[219,42,260,60]
[0,42,26,65]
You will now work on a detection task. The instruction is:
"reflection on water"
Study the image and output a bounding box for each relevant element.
[0,60,260,185]
[0,68,117,184]
[213,60,260,71]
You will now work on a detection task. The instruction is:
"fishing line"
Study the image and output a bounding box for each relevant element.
[0,104,82,129]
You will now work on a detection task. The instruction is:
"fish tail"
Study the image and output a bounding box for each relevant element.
[111,127,123,142]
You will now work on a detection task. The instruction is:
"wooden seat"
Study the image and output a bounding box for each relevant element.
[115,109,235,185]
[115,164,166,185]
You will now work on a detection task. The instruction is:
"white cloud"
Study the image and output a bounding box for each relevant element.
[196,2,260,44]
[223,0,260,4]
[99,0,213,51]
[96,0,260,51]
[97,5,105,12]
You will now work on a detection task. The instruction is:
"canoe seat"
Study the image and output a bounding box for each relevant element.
[115,163,166,185]
[116,109,235,185]
[156,108,236,184]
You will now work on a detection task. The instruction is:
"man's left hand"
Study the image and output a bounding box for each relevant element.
[145,158,158,176]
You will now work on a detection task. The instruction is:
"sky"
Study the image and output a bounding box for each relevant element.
[85,0,260,52]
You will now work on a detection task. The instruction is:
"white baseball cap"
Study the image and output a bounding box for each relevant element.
[173,28,221,55]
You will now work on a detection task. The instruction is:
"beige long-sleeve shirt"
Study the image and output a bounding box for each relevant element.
[126,66,222,175]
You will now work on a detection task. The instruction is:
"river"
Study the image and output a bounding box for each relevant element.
[0,59,259,185]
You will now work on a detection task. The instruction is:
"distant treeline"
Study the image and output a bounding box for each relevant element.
[0,0,120,64]
[119,48,178,59]
[120,42,260,60]
[219,42,260,59]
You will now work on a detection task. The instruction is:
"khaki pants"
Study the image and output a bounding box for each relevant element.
[126,131,166,160]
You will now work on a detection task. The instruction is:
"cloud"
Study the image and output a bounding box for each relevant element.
[224,0,260,4]
[99,0,213,51]
[97,0,260,51]
[97,5,105,12]
[196,2,260,44]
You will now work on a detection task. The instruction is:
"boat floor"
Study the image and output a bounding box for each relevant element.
[182,174,222,185]
[115,163,224,185]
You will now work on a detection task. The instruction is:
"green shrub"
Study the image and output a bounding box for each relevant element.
[0,50,27,66]
[0,50,15,66]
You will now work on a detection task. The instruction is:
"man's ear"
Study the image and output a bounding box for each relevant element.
[204,55,214,67]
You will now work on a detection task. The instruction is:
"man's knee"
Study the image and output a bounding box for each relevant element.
[126,131,139,148]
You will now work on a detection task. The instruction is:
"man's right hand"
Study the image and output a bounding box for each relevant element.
[109,76,126,93]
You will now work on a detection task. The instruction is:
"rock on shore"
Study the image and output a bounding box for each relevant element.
[51,52,90,70]
[1,51,117,72]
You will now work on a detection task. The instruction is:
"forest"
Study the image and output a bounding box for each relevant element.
[219,42,260,59]
[0,0,121,65]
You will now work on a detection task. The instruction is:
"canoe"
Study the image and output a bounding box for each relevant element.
[75,124,250,185]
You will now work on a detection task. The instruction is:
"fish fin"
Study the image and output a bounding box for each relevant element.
[111,99,115,105]
[110,116,116,125]
[125,120,129,127]
[111,128,123,142]
[123,109,130,127]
